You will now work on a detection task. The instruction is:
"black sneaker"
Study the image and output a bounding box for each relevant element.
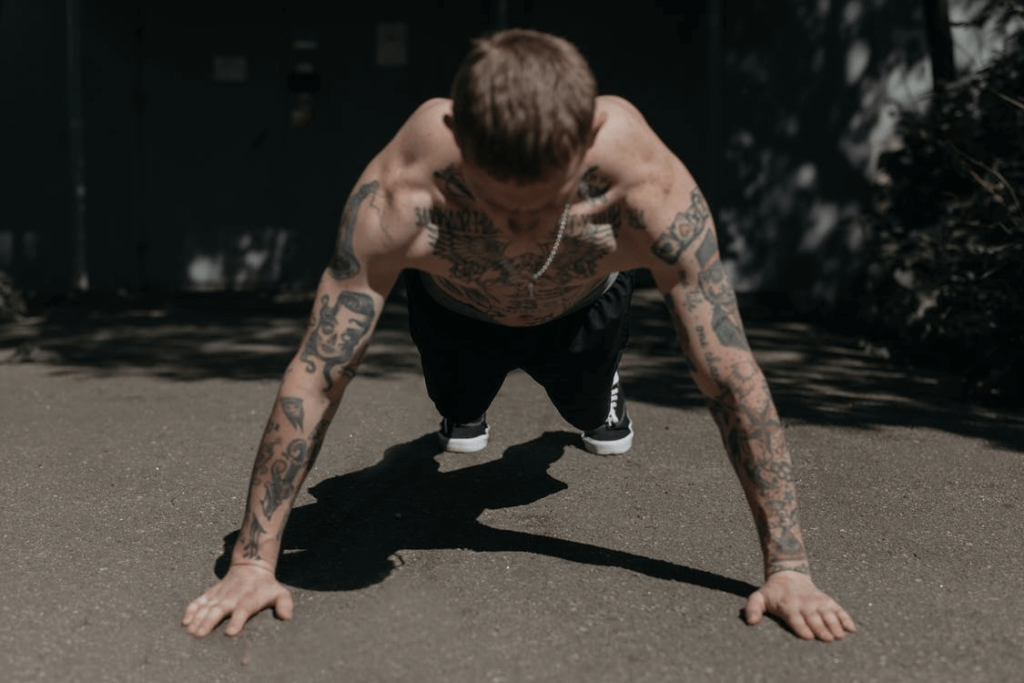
[582,372,633,455]
[438,414,489,453]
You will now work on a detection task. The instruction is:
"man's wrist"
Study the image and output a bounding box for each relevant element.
[230,559,277,576]
[766,562,811,579]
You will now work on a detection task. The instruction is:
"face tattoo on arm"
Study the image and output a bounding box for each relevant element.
[299,291,376,391]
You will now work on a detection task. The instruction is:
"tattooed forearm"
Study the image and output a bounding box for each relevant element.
[240,513,267,560]
[308,419,329,460]
[330,181,381,280]
[253,417,281,475]
[239,413,331,561]
[261,439,310,519]
[299,291,376,391]
[663,294,695,372]
[280,398,304,431]
[703,345,724,384]
[663,214,802,576]
[706,378,808,574]
[651,187,710,265]
[711,306,748,350]
[255,419,328,518]
[698,261,750,351]
[342,345,367,381]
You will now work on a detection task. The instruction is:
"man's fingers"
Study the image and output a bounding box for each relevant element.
[838,608,858,633]
[182,594,214,626]
[189,587,293,637]
[188,602,230,638]
[803,612,836,642]
[787,612,816,640]
[223,604,256,637]
[184,566,290,638]
[821,611,848,640]
[743,590,766,625]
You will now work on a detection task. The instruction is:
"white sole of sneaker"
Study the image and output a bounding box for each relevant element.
[581,431,633,456]
[439,428,489,453]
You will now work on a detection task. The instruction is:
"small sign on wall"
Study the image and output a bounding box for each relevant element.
[376,23,408,67]
[212,55,248,83]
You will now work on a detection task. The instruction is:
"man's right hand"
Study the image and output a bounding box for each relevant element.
[181,563,294,638]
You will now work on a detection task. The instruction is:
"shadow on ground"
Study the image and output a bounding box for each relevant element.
[624,290,1024,455]
[214,431,759,598]
[2,280,1021,453]
[0,288,417,381]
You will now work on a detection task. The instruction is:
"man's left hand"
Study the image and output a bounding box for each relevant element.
[744,571,857,641]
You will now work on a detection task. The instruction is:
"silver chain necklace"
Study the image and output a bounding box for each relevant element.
[527,203,571,297]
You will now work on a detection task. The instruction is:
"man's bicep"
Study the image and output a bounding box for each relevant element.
[295,163,410,397]
[641,187,754,390]
[328,178,388,283]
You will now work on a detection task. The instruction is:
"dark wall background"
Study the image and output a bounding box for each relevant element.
[2,0,1005,306]
[1,0,75,291]
[716,0,931,312]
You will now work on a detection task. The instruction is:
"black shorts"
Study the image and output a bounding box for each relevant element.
[405,271,633,431]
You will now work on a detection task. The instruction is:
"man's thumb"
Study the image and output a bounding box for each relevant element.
[744,590,766,625]
[274,590,295,621]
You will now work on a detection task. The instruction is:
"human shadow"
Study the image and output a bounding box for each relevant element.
[216,431,757,599]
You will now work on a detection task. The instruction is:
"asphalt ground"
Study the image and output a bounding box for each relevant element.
[1,284,1022,683]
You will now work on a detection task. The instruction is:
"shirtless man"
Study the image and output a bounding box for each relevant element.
[182,28,856,642]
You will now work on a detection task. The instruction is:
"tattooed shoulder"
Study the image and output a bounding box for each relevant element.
[578,166,611,205]
[434,165,474,201]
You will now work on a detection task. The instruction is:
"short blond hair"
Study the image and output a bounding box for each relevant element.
[449,29,598,182]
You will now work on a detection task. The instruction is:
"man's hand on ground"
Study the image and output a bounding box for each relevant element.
[182,563,293,638]
[744,571,857,642]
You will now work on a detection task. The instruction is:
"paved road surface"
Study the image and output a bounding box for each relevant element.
[1,287,1022,682]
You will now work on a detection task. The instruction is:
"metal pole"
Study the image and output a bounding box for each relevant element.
[66,0,89,291]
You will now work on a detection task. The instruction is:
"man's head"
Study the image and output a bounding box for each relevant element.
[448,29,598,185]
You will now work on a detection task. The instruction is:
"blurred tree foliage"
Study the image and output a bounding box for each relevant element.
[862,11,1023,406]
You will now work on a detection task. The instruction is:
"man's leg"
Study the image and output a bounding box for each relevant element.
[405,272,513,451]
[525,272,635,454]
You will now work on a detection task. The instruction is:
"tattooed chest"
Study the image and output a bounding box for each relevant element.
[430,270,606,325]
[415,205,618,325]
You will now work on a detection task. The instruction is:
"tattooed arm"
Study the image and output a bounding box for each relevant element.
[637,172,856,641]
[183,177,403,638]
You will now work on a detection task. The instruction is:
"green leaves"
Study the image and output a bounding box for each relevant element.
[861,32,1024,403]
